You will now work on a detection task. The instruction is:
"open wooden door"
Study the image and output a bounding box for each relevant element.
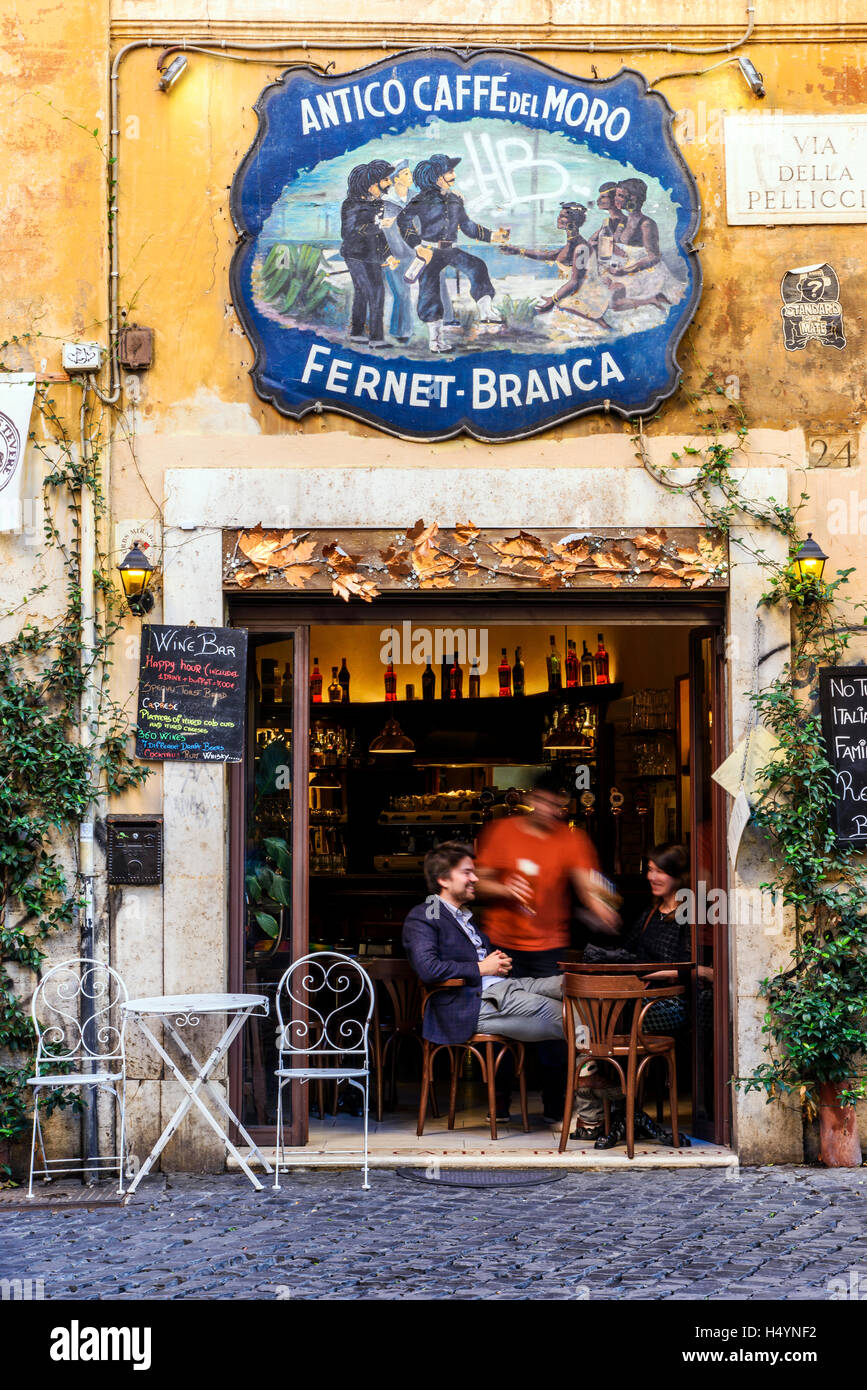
[230,624,310,1149]
[688,626,730,1145]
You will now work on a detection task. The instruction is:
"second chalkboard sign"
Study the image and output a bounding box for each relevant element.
[819,665,867,844]
[135,624,248,763]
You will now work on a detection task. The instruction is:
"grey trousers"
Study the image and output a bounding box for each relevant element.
[477,977,603,1127]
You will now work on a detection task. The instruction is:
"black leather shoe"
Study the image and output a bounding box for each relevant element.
[570,1123,604,1141]
[594,1116,627,1149]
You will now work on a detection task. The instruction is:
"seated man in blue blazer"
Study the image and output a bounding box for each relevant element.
[402,840,603,1130]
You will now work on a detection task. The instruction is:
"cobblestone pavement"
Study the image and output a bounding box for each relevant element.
[3,1167,867,1300]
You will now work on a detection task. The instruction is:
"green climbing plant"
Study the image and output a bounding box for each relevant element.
[0,343,150,1182]
[634,359,867,1117]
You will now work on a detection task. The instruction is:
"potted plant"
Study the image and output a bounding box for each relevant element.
[245,837,292,955]
[744,895,867,1167]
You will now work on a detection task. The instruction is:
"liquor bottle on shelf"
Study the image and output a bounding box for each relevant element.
[547,635,562,693]
[580,640,594,687]
[566,639,579,688]
[384,661,397,702]
[338,657,350,703]
[310,657,323,703]
[441,652,453,700]
[328,666,341,703]
[468,657,481,699]
[513,646,525,697]
[281,661,293,707]
[594,632,610,685]
[498,648,512,697]
[422,662,436,701]
[449,655,463,699]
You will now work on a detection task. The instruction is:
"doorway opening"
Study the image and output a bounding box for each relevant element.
[229,598,729,1156]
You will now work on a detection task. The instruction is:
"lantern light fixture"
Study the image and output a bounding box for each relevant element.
[117,541,155,616]
[793,532,828,586]
[157,52,189,93]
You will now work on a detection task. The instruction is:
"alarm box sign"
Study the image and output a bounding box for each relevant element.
[135,625,248,763]
[819,666,867,843]
[230,50,701,442]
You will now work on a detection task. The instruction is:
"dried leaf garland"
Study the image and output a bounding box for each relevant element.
[282,563,320,589]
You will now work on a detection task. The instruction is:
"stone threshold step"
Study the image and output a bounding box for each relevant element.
[230,1146,737,1173]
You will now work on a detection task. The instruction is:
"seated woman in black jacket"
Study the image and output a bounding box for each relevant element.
[621,842,692,1035]
[587,842,702,1147]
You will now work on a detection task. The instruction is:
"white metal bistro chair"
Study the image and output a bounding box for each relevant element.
[274,952,374,1191]
[27,957,128,1198]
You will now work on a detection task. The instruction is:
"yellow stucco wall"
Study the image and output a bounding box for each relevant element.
[3,2,867,1168]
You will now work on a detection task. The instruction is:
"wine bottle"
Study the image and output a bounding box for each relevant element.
[580,640,594,687]
[441,652,453,701]
[594,632,610,685]
[547,635,562,693]
[384,661,397,702]
[468,657,480,699]
[513,646,525,697]
[498,647,512,697]
[310,657,323,703]
[422,662,436,701]
[338,656,350,703]
[328,666,341,703]
[566,639,579,688]
[449,656,463,700]
[280,661,293,707]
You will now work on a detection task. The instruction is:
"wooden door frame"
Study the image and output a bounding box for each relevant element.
[688,625,731,1147]
[228,593,728,1149]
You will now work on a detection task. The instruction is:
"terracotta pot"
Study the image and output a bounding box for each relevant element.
[818,1082,862,1168]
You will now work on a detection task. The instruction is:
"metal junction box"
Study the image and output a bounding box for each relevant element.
[106,815,163,885]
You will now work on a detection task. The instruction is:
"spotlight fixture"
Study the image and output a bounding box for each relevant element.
[117,541,155,616]
[157,53,189,93]
[793,532,828,586]
[737,56,765,99]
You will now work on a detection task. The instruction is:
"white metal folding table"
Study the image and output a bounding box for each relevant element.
[122,992,272,1193]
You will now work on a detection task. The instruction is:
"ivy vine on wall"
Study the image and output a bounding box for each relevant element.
[0,347,149,1181]
[634,363,867,1117]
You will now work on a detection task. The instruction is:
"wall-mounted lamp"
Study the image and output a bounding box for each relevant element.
[793,533,828,586]
[737,57,765,99]
[118,541,155,616]
[157,52,189,93]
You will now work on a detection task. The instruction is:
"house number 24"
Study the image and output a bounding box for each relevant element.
[808,436,857,469]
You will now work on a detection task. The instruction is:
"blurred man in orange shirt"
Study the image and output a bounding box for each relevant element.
[475,769,619,1127]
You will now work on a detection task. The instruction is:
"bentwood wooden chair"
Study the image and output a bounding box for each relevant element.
[416,980,530,1141]
[559,973,683,1158]
[365,958,426,1122]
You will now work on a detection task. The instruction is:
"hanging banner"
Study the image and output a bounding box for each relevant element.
[231,51,701,442]
[0,371,36,531]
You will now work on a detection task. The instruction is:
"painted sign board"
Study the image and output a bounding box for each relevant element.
[231,51,701,442]
[819,666,867,844]
[724,114,867,225]
[135,625,248,763]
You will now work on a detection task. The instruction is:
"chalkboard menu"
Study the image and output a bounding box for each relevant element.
[135,625,248,763]
[819,666,867,844]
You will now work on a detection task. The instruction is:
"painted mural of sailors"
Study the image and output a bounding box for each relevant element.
[379,159,455,344]
[502,202,610,324]
[339,160,400,347]
[602,178,683,313]
[397,154,511,353]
